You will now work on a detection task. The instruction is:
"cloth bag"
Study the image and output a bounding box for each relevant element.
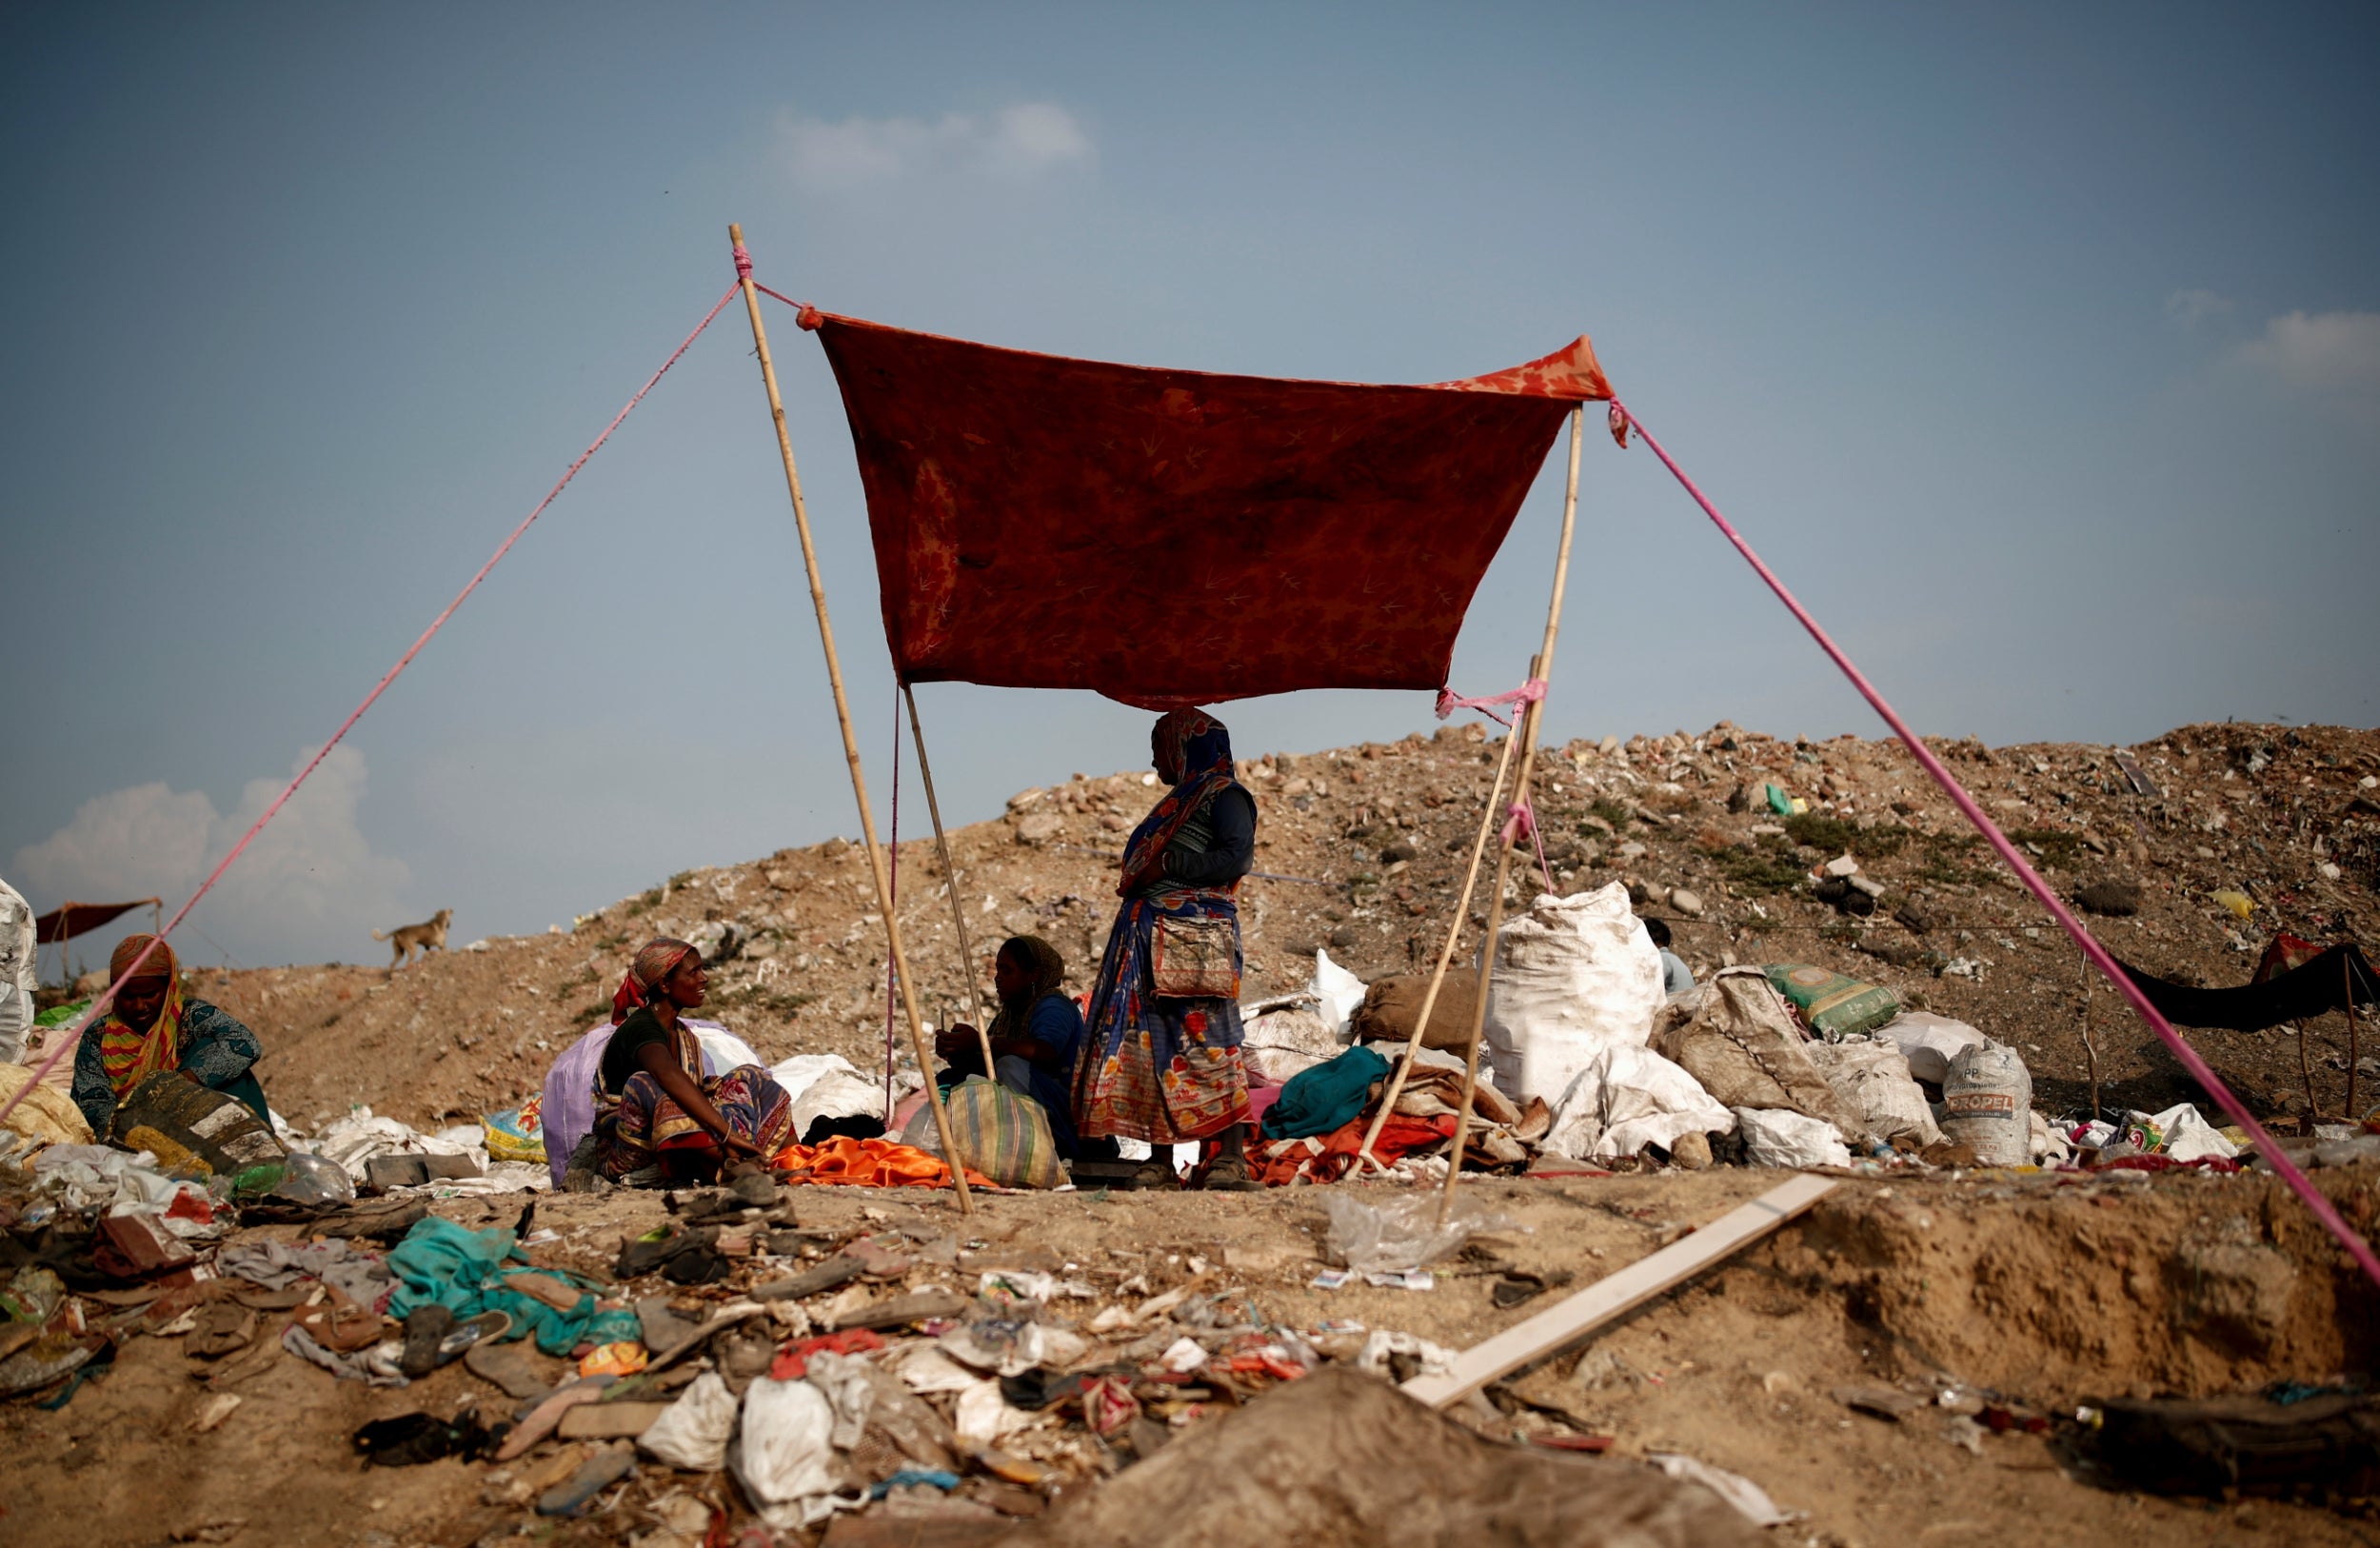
[902,1078,1068,1189]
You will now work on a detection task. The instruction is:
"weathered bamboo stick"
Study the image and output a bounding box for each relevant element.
[903,685,999,1077]
[1439,407,1586,1225]
[728,225,971,1212]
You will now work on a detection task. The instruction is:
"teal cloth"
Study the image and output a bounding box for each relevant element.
[384,1217,641,1356]
[1259,1045,1392,1141]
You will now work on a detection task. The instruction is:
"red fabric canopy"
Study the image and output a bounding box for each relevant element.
[35,899,159,944]
[804,312,1611,709]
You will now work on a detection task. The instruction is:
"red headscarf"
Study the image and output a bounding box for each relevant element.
[611,938,696,1025]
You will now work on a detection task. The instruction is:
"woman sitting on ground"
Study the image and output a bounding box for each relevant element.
[71,935,268,1140]
[1074,707,1260,1189]
[593,938,794,1186]
[934,934,1102,1161]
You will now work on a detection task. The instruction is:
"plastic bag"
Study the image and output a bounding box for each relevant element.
[1938,1043,2033,1166]
[1878,1011,1989,1085]
[1310,950,1367,1038]
[1319,1189,1505,1276]
[731,1377,843,1530]
[1480,883,1664,1103]
[2125,1103,2238,1163]
[1544,1042,1732,1161]
[642,1372,741,1471]
[270,1151,357,1206]
[1734,1107,1851,1169]
[1763,964,1901,1041]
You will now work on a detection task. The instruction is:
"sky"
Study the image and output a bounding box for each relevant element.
[5,3,2375,975]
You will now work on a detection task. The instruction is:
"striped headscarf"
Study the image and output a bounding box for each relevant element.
[95,934,184,1098]
[610,937,698,1026]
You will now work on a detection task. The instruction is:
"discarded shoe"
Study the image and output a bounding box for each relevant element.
[399,1304,456,1379]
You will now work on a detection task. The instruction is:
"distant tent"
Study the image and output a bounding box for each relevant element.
[35,899,160,944]
[804,311,1611,708]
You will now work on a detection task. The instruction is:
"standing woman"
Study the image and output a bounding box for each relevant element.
[71,935,268,1140]
[1075,708,1260,1188]
[592,938,793,1186]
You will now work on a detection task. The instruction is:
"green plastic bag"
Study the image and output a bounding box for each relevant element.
[1762,963,1900,1041]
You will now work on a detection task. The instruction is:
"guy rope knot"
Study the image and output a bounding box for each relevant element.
[1434,676,1547,727]
[796,305,823,331]
[732,244,754,281]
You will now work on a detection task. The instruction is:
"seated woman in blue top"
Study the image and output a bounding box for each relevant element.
[933,934,1094,1160]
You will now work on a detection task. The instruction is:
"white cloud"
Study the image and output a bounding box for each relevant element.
[777,101,1092,189]
[2236,308,2380,403]
[12,744,411,967]
[2165,288,2233,327]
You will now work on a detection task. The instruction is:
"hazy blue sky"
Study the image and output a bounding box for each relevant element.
[6,3,2375,972]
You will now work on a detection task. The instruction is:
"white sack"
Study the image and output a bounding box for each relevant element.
[1938,1043,2033,1167]
[1878,1011,1989,1086]
[1545,1042,1733,1161]
[641,1372,739,1471]
[1806,1039,1940,1147]
[770,1052,886,1137]
[1243,1008,1341,1085]
[1734,1107,1852,1169]
[1481,883,1664,1104]
[1309,950,1367,1038]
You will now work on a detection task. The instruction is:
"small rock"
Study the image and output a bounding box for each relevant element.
[1668,888,1704,918]
[1013,812,1062,845]
[1328,925,1359,949]
[1669,1131,1712,1169]
[1823,855,1861,878]
[2073,880,2142,916]
[2317,862,2343,881]
[1894,902,1935,934]
[1379,838,1418,863]
[1006,787,1046,812]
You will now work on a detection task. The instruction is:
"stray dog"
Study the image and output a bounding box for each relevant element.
[372,908,453,968]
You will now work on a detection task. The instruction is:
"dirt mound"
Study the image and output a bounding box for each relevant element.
[186,719,2375,1143]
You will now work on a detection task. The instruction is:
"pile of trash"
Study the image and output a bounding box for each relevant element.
[1226,882,2314,1189]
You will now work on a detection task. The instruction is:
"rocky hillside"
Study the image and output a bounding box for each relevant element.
[172,719,2378,1134]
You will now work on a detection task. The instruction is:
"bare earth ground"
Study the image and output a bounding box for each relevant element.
[4,1167,2375,1547]
[11,720,2380,1545]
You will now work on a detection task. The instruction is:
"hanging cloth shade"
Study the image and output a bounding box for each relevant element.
[803,311,1611,709]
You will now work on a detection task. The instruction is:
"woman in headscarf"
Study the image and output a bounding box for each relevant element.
[592,938,794,1186]
[70,935,268,1140]
[934,934,1093,1160]
[1074,708,1261,1188]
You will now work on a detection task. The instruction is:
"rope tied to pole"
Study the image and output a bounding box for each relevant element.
[1611,395,2380,1292]
[0,281,743,1129]
[1502,799,1557,895]
[732,244,753,281]
[1435,677,1545,728]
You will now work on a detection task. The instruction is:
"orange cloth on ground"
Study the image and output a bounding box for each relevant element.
[1247,1112,1455,1187]
[769,1135,994,1190]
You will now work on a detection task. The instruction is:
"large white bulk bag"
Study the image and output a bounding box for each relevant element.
[1480,883,1664,1104]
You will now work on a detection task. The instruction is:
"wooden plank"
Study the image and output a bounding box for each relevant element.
[1400,1173,1837,1408]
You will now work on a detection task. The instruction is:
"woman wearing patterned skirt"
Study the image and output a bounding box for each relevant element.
[1074,708,1261,1189]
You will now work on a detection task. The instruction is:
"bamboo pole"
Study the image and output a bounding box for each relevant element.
[1440,407,1585,1225]
[1351,724,1519,1174]
[904,685,999,1077]
[2080,947,2100,1121]
[728,225,972,1212]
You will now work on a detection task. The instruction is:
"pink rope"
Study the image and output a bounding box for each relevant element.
[1435,676,1546,728]
[0,283,744,1128]
[1502,800,1557,895]
[1613,400,2380,1290]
